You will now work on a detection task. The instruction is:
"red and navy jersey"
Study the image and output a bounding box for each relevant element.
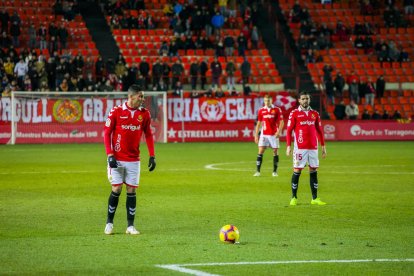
[257,105,284,135]
[286,106,325,150]
[104,102,154,162]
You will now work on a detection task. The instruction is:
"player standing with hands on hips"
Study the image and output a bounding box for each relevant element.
[254,94,284,177]
[286,91,326,206]
[103,84,156,235]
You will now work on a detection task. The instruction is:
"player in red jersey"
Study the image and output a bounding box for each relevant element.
[103,85,156,235]
[254,94,284,177]
[286,91,327,206]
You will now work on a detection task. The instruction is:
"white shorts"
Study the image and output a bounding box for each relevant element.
[258,134,279,148]
[107,161,141,187]
[293,149,319,169]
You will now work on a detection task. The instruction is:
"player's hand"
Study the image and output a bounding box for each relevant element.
[148,156,156,171]
[254,136,259,144]
[108,155,118,168]
[321,146,327,159]
[286,146,291,156]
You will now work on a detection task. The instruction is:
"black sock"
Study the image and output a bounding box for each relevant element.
[310,171,318,199]
[273,155,279,173]
[291,171,301,198]
[126,192,136,227]
[256,154,263,172]
[107,191,120,224]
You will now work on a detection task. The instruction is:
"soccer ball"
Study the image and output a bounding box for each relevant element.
[219,225,240,243]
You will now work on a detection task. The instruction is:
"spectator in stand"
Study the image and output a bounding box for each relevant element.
[304,49,316,65]
[159,41,169,56]
[322,64,333,83]
[354,35,365,49]
[392,109,402,119]
[382,110,390,119]
[240,57,251,86]
[172,80,183,97]
[14,58,28,89]
[151,58,163,87]
[10,21,21,48]
[171,59,184,89]
[211,12,224,36]
[161,60,171,89]
[251,26,259,49]
[38,23,48,50]
[372,109,382,120]
[199,58,208,90]
[46,57,57,90]
[376,75,385,99]
[361,0,374,15]
[58,23,69,50]
[334,100,346,120]
[223,34,235,57]
[0,10,10,33]
[139,57,150,89]
[361,109,371,120]
[349,78,360,104]
[388,40,400,61]
[404,0,414,14]
[365,78,376,106]
[335,20,349,41]
[334,72,345,100]
[4,57,14,79]
[325,79,335,105]
[237,32,248,57]
[377,44,390,64]
[0,32,11,49]
[215,36,225,57]
[210,56,222,89]
[215,87,225,98]
[225,58,236,91]
[398,45,410,62]
[189,58,199,91]
[27,23,37,49]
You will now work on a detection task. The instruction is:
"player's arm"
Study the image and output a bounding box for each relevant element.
[254,121,261,144]
[104,108,118,168]
[285,112,295,156]
[315,113,327,158]
[275,110,284,138]
[143,112,156,171]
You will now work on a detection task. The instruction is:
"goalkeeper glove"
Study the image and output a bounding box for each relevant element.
[148,156,156,171]
[108,155,118,168]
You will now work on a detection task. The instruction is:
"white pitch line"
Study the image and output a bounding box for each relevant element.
[156,258,414,275]
[204,162,414,174]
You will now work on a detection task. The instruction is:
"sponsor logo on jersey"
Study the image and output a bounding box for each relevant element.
[263,114,275,118]
[122,124,141,131]
[300,120,315,126]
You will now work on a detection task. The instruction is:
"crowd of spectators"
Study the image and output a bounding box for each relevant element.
[333,98,402,120]
[106,0,261,59]
[322,63,386,107]
[290,0,413,65]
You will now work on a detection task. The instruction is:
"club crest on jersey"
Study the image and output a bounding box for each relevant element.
[271,109,275,113]
[311,114,315,119]
[137,115,143,122]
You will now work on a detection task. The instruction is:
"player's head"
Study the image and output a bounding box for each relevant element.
[298,91,311,109]
[128,84,144,108]
[263,94,272,107]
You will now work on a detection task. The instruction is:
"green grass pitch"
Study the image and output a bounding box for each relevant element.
[0,141,413,275]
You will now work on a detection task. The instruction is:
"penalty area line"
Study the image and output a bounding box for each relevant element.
[156,258,414,276]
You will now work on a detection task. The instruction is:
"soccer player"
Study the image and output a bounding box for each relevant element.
[103,84,156,235]
[254,94,284,177]
[286,91,327,206]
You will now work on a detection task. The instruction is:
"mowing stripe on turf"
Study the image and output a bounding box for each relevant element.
[156,258,414,275]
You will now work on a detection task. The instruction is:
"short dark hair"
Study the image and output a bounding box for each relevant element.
[128,84,143,95]
[298,91,311,98]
